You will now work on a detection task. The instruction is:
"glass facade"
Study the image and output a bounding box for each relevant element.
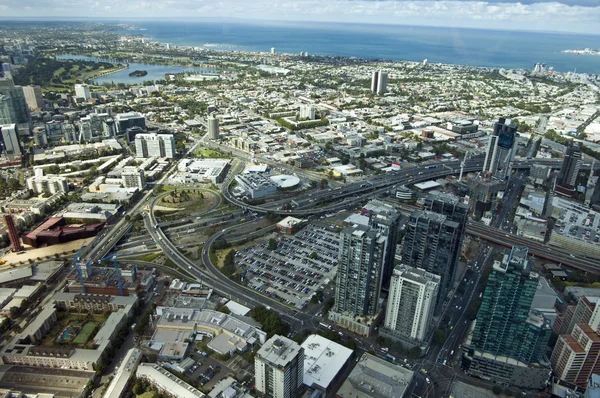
[471,247,551,364]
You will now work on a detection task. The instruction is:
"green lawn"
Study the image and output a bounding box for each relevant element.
[73,322,96,345]
[196,148,229,158]
[137,392,156,398]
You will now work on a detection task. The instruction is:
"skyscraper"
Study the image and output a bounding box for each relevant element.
[22,85,44,111]
[334,223,386,317]
[255,335,304,398]
[0,124,22,159]
[361,201,401,287]
[556,142,582,194]
[482,117,518,180]
[401,210,461,310]
[470,247,551,364]
[208,114,220,140]
[3,215,23,252]
[383,264,439,344]
[0,77,30,129]
[371,70,388,95]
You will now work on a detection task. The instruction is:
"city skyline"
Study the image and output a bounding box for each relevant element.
[2,1,600,35]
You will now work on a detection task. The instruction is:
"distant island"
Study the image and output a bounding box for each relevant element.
[128,70,148,77]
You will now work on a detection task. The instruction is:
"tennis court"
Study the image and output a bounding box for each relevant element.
[72,322,96,345]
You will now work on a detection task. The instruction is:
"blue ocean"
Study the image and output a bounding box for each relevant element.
[117,19,600,74]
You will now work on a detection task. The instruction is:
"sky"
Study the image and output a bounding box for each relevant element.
[2,0,600,35]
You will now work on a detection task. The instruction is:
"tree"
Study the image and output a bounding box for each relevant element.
[268,238,278,251]
[492,385,502,395]
[320,179,328,189]
[217,305,231,314]
[504,388,514,397]
[433,328,447,345]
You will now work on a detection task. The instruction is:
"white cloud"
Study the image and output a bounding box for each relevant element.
[2,0,600,34]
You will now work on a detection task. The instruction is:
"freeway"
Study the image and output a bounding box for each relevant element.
[83,140,203,264]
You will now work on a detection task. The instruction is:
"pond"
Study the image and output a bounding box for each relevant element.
[57,54,218,85]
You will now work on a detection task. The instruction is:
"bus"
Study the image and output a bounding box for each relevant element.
[319,322,332,330]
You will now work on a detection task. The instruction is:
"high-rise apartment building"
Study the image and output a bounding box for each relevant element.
[255,335,304,398]
[74,83,91,101]
[333,223,386,318]
[208,114,220,140]
[470,247,551,364]
[553,296,598,336]
[135,133,175,159]
[556,142,582,194]
[361,201,400,287]
[22,85,44,111]
[383,264,439,343]
[121,167,146,190]
[0,124,21,159]
[3,215,23,252]
[299,105,315,120]
[401,210,462,309]
[370,70,388,95]
[482,117,518,180]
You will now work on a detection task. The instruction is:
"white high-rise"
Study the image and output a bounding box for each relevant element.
[255,335,304,398]
[135,133,175,159]
[371,70,388,95]
[384,264,440,343]
[208,114,220,140]
[74,84,91,101]
[299,105,315,120]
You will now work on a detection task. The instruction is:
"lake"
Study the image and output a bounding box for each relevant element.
[56,54,218,85]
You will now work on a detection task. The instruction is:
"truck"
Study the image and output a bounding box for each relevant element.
[319,322,332,330]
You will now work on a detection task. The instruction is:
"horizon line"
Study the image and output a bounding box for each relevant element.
[1,16,599,37]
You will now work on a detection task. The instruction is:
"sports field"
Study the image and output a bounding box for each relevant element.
[72,322,96,345]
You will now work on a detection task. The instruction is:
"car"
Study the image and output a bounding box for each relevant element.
[426,377,431,384]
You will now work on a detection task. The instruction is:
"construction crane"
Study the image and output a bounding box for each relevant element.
[100,254,128,296]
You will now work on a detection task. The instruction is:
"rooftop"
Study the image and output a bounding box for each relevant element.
[256,335,302,369]
[301,334,353,390]
[336,353,413,398]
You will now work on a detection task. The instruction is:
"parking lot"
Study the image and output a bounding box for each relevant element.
[235,223,340,308]
[554,207,600,244]
[184,352,236,391]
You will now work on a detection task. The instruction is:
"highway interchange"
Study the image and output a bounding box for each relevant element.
[85,138,600,398]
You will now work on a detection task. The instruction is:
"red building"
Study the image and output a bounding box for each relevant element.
[22,217,104,248]
[3,214,23,252]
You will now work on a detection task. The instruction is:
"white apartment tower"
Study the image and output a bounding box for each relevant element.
[208,114,220,140]
[255,335,304,398]
[371,70,388,95]
[135,133,175,159]
[384,264,440,343]
[74,84,91,101]
[121,167,146,190]
[299,105,316,120]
